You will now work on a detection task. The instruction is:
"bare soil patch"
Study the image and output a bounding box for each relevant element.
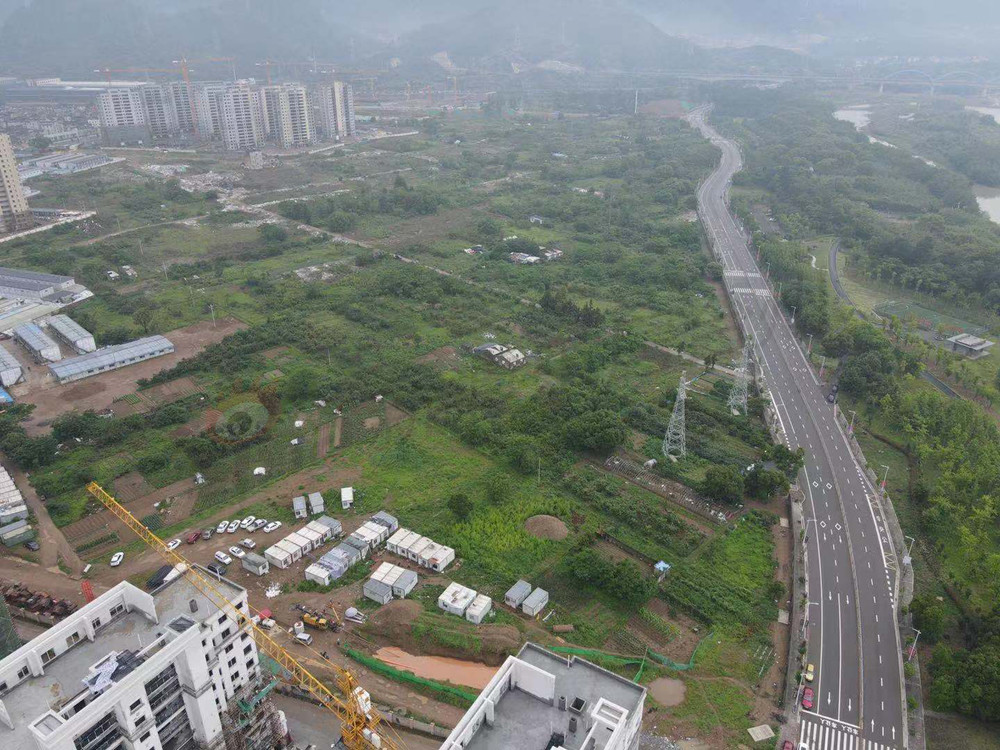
[384,403,409,427]
[112,472,154,503]
[332,416,343,448]
[648,677,686,706]
[364,416,381,430]
[19,318,245,435]
[638,99,687,117]
[317,422,331,458]
[415,346,460,370]
[524,514,568,540]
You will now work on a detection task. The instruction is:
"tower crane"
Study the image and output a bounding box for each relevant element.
[85,482,399,750]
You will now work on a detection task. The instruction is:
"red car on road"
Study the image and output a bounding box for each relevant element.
[185,531,201,544]
[801,687,815,710]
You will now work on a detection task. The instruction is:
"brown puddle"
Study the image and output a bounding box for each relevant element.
[374,646,497,690]
[648,677,686,706]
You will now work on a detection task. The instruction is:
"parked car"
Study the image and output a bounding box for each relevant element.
[239,516,256,529]
[110,552,124,567]
[252,518,267,530]
[801,687,814,710]
[782,741,794,750]
[166,539,181,551]
[263,521,282,533]
[24,540,40,551]
[228,546,246,559]
[186,531,201,544]
[202,528,214,540]
[827,393,836,404]
[226,520,240,533]
[216,521,229,534]
[241,538,256,549]
[804,663,815,682]
[215,551,233,565]
[206,561,227,576]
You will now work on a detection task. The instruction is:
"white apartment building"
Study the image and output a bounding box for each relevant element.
[0,569,263,750]
[261,85,312,148]
[140,85,180,139]
[318,81,355,140]
[97,88,146,129]
[168,82,196,134]
[0,133,32,234]
[193,82,228,138]
[220,83,264,152]
[441,643,646,750]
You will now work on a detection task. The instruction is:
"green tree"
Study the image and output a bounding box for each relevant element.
[484,471,512,504]
[259,224,288,244]
[133,306,155,334]
[447,492,474,520]
[910,594,948,643]
[703,465,744,504]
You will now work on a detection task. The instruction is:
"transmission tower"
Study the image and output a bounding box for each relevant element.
[727,338,754,415]
[663,371,688,459]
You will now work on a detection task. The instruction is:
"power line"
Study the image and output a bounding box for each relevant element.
[727,337,754,415]
[663,371,687,459]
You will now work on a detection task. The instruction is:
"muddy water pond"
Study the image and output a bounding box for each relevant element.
[374,647,497,690]
[648,677,687,706]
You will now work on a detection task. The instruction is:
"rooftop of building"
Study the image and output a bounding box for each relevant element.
[948,333,994,349]
[48,335,173,379]
[462,643,645,750]
[0,570,244,748]
[0,266,73,290]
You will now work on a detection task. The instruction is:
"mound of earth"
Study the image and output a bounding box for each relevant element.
[525,514,568,540]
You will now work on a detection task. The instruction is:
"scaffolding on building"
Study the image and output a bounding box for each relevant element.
[0,596,20,659]
[220,677,288,750]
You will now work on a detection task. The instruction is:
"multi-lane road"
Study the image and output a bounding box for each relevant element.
[688,107,907,750]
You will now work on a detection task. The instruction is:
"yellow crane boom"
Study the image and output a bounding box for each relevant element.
[86,482,398,750]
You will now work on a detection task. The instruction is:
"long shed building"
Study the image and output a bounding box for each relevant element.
[46,314,96,353]
[0,343,22,387]
[0,266,75,301]
[14,322,61,362]
[48,335,174,383]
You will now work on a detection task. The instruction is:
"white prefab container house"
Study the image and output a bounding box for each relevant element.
[438,582,477,616]
[370,510,398,533]
[522,587,549,617]
[14,322,61,363]
[505,580,532,608]
[298,526,325,549]
[0,344,23,387]
[285,531,313,554]
[292,496,307,519]
[363,578,393,605]
[46,314,96,353]
[264,545,293,569]
[465,594,492,624]
[359,520,389,545]
[241,552,269,576]
[305,563,334,586]
[393,569,418,598]
[418,542,456,573]
[275,538,303,562]
[305,520,333,543]
[407,536,432,563]
[341,486,354,509]
[315,515,343,537]
[308,491,325,515]
[343,534,371,558]
[333,542,362,566]
[386,527,412,555]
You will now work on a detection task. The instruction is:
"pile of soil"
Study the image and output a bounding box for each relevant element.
[525,515,569,540]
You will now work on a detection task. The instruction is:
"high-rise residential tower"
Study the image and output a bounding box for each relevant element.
[219,83,264,151]
[0,134,32,234]
[97,88,150,145]
[318,81,356,140]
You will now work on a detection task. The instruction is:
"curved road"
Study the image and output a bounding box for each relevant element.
[690,108,906,750]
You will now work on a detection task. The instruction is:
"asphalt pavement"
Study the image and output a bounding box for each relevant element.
[688,107,906,749]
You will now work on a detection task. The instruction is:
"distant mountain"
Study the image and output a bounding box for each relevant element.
[0,0,362,76]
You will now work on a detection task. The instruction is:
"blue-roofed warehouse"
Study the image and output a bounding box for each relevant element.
[48,335,174,384]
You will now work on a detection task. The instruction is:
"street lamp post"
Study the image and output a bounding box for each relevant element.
[904,535,916,567]
[790,306,796,325]
[880,464,890,497]
[908,628,922,662]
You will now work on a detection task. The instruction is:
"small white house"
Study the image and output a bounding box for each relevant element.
[286,531,314,554]
[305,519,334,543]
[438,581,477,617]
[315,516,343,538]
[465,594,492,625]
[418,542,455,573]
[264,544,293,570]
[341,486,354,510]
[360,520,390,545]
[275,538,303,563]
[292,496,308,519]
[241,552,269,576]
[363,578,393,605]
[407,536,432,563]
[308,491,325,515]
[505,580,532,608]
[522,587,549,617]
[386,527,412,555]
[305,563,334,586]
[298,525,325,550]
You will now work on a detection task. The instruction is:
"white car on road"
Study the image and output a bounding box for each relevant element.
[166,539,181,551]
[110,552,124,567]
[228,546,246,559]
[215,551,232,565]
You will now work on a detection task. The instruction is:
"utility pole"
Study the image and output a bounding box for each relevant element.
[663,371,688,459]
[209,303,216,328]
[880,464,890,496]
[727,338,753,415]
[790,306,796,325]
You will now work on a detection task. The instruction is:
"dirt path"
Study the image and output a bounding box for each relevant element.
[5,459,85,576]
[69,214,213,247]
[333,416,343,448]
[643,340,739,377]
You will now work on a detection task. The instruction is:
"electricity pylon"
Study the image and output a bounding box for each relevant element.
[727,338,754,415]
[663,371,688,459]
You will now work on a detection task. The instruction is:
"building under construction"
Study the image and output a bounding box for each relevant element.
[218,677,288,750]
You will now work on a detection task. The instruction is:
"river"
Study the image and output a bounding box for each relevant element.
[974,184,1000,224]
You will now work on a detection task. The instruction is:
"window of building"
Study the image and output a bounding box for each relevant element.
[110,603,125,617]
[66,632,81,647]
[91,617,101,629]
[129,699,142,712]
[217,614,227,626]
[243,643,253,655]
[224,644,233,654]
[228,657,237,668]
[17,666,29,680]
[41,648,56,664]
[140,732,150,743]
[0,681,7,693]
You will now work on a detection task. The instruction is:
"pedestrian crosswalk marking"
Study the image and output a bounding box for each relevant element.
[798,715,900,750]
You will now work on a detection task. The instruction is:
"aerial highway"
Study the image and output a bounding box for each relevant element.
[688,107,907,750]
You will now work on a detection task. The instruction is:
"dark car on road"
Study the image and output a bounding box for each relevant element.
[801,687,815,710]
